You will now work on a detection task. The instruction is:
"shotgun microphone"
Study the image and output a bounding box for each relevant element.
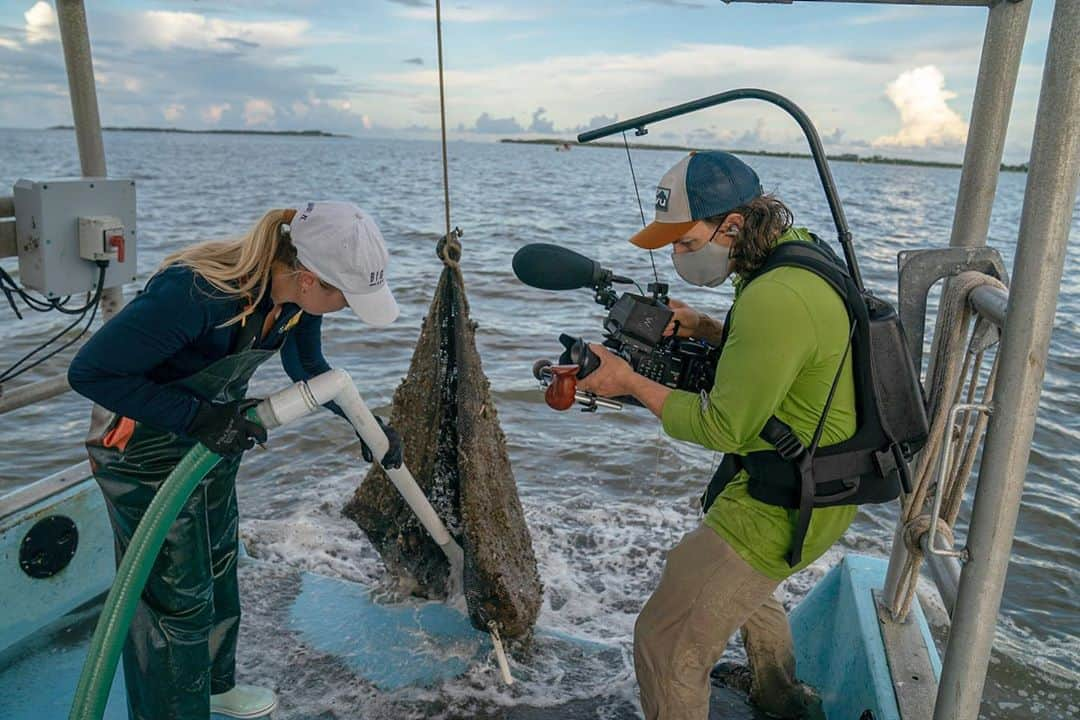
[512,243,631,291]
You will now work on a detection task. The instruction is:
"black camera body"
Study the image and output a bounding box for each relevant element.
[558,290,720,396]
[511,242,720,399]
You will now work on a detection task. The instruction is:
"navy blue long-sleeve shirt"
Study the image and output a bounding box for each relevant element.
[68,265,336,435]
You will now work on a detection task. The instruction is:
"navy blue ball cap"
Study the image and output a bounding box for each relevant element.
[630,151,763,249]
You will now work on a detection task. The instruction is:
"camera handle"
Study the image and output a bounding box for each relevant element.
[533,359,624,412]
[648,281,669,304]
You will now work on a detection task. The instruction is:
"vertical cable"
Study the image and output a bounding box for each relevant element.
[622,132,658,283]
[435,0,452,240]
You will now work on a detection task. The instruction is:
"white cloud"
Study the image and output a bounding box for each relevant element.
[25,1,57,45]
[98,70,143,94]
[163,103,185,122]
[291,101,309,118]
[0,36,20,50]
[202,102,231,124]
[243,98,275,126]
[136,11,311,52]
[378,42,903,145]
[361,114,373,130]
[873,66,967,148]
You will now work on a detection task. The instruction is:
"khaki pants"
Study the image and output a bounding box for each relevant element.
[634,525,800,720]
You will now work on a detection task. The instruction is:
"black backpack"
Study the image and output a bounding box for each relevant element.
[702,235,928,566]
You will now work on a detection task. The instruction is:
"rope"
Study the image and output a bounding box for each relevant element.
[437,227,463,269]
[435,0,452,243]
[889,270,1006,620]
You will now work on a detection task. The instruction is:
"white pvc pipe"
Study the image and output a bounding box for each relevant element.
[256,369,465,596]
[488,622,515,686]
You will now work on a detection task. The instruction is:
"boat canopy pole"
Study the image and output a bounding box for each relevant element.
[56,0,123,322]
[934,2,1079,718]
[577,88,864,291]
[948,0,1032,249]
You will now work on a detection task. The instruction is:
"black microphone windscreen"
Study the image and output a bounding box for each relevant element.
[512,243,600,291]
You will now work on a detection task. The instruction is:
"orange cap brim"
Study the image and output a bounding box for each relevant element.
[629,220,698,250]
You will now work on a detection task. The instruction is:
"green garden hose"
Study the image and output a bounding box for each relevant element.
[68,444,222,720]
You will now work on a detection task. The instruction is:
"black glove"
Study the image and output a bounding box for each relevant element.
[357,416,404,470]
[187,398,267,458]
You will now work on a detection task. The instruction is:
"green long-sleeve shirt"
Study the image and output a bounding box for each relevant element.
[661,228,858,580]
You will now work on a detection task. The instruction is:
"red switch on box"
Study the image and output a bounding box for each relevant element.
[107,231,125,263]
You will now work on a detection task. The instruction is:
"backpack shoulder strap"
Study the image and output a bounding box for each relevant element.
[750,241,850,299]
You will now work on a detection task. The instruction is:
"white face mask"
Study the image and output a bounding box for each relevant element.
[672,237,733,288]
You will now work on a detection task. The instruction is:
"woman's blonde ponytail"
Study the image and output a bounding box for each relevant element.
[160,208,299,327]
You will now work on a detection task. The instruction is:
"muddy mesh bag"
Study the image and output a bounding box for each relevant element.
[343,243,542,638]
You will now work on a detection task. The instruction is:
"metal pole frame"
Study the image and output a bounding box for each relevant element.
[934,2,1080,718]
[55,0,124,322]
[949,0,1032,249]
[882,0,1030,615]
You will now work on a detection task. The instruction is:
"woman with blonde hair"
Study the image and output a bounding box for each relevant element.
[68,201,404,720]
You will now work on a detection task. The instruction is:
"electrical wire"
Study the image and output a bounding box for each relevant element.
[49,291,101,315]
[0,263,106,384]
[1,266,54,317]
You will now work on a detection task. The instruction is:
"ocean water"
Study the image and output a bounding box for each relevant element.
[0,129,1076,719]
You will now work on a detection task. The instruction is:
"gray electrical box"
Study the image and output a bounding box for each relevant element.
[13,178,137,298]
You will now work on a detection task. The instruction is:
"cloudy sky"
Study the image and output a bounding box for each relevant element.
[0,0,1056,162]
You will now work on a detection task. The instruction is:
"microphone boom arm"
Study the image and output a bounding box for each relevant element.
[576,88,863,292]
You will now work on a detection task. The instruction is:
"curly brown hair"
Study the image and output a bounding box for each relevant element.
[706,193,794,276]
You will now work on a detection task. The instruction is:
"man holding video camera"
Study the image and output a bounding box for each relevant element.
[577,151,854,719]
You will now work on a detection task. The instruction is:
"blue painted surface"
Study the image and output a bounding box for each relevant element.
[288,571,483,690]
[0,611,129,720]
[790,554,941,720]
[0,475,115,654]
[3,538,940,718]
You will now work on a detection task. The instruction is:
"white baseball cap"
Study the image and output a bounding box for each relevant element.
[288,201,399,326]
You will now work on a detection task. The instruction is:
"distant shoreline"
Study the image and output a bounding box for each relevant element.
[47,125,347,138]
[500,138,1029,173]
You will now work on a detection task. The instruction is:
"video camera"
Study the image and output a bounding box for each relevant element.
[512,243,720,411]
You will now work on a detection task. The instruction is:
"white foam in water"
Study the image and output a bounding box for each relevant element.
[237,453,858,718]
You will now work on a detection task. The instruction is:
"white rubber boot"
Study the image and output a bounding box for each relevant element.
[210,685,278,719]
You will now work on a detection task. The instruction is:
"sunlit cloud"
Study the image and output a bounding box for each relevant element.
[137,11,311,52]
[243,98,276,126]
[202,103,232,124]
[379,42,903,144]
[24,1,57,45]
[0,0,1044,161]
[163,103,185,122]
[873,66,967,148]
